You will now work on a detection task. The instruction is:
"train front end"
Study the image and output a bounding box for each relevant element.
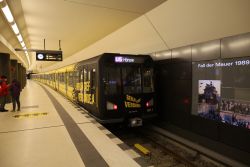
[100,53,157,127]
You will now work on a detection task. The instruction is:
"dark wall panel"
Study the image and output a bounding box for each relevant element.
[155,61,173,121]
[10,60,18,82]
[171,62,191,80]
[156,60,172,78]
[172,46,191,63]
[171,79,191,107]
[0,53,10,81]
[221,32,250,58]
[0,53,11,103]
[153,50,171,61]
[192,39,221,61]
[219,124,250,152]
[190,115,219,140]
[171,80,191,129]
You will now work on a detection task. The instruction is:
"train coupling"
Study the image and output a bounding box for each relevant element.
[129,117,143,127]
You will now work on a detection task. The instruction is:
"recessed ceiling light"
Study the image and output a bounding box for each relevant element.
[2,5,14,23]
[11,23,19,34]
[17,34,23,42]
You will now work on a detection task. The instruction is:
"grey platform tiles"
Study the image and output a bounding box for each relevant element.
[99,126,148,167]
[40,85,108,167]
[21,105,39,109]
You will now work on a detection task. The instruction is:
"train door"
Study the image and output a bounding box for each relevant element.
[102,66,122,118]
[90,65,97,108]
[67,71,74,99]
[83,66,89,105]
[73,71,79,101]
[56,73,59,91]
[83,65,98,113]
[53,73,56,89]
[65,72,68,95]
[77,69,84,103]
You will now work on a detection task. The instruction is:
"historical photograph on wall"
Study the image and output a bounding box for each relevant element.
[197,80,221,120]
[192,57,250,129]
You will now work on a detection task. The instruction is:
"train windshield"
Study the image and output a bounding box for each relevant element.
[103,66,121,95]
[104,66,154,95]
[122,67,142,94]
[142,68,154,93]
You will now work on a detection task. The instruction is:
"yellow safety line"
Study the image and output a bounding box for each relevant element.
[13,112,48,119]
[134,143,151,156]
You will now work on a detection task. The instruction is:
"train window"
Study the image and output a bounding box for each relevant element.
[83,68,90,93]
[88,70,91,81]
[122,67,142,94]
[143,68,154,93]
[59,73,61,82]
[59,73,64,83]
[80,71,83,82]
[91,68,96,91]
[91,68,96,105]
[103,66,121,95]
[84,68,88,81]
[68,72,74,87]
[74,71,80,84]
[83,67,96,105]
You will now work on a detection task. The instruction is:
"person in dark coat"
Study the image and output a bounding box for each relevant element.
[9,79,21,111]
[0,75,9,112]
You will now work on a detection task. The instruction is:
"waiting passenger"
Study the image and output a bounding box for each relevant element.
[9,79,21,111]
[0,75,9,112]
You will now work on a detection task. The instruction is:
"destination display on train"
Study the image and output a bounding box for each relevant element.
[114,56,145,63]
[192,56,250,130]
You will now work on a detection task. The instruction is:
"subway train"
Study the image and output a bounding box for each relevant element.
[32,53,156,127]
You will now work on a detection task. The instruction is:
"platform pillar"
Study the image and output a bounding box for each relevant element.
[0,53,11,103]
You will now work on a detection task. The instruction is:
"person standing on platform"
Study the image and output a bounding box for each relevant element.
[9,79,21,112]
[0,75,9,112]
[0,78,2,111]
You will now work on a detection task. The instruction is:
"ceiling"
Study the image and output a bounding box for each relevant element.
[0,0,167,70]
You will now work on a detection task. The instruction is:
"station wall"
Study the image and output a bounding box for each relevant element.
[154,32,250,159]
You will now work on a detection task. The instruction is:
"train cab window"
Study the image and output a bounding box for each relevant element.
[91,68,96,91]
[122,67,142,94]
[143,68,154,93]
[103,66,121,95]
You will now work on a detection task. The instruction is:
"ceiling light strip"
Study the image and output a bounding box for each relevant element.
[0,34,28,68]
[1,0,30,68]
[11,23,19,34]
[1,5,13,23]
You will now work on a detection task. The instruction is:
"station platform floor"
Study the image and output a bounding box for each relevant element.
[0,80,143,167]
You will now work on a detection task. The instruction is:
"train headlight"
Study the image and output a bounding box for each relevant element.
[107,101,118,110]
[146,99,153,107]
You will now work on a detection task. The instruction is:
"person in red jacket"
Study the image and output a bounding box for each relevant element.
[0,75,9,112]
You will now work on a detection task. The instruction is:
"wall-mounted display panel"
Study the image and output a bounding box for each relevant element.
[192,57,250,130]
